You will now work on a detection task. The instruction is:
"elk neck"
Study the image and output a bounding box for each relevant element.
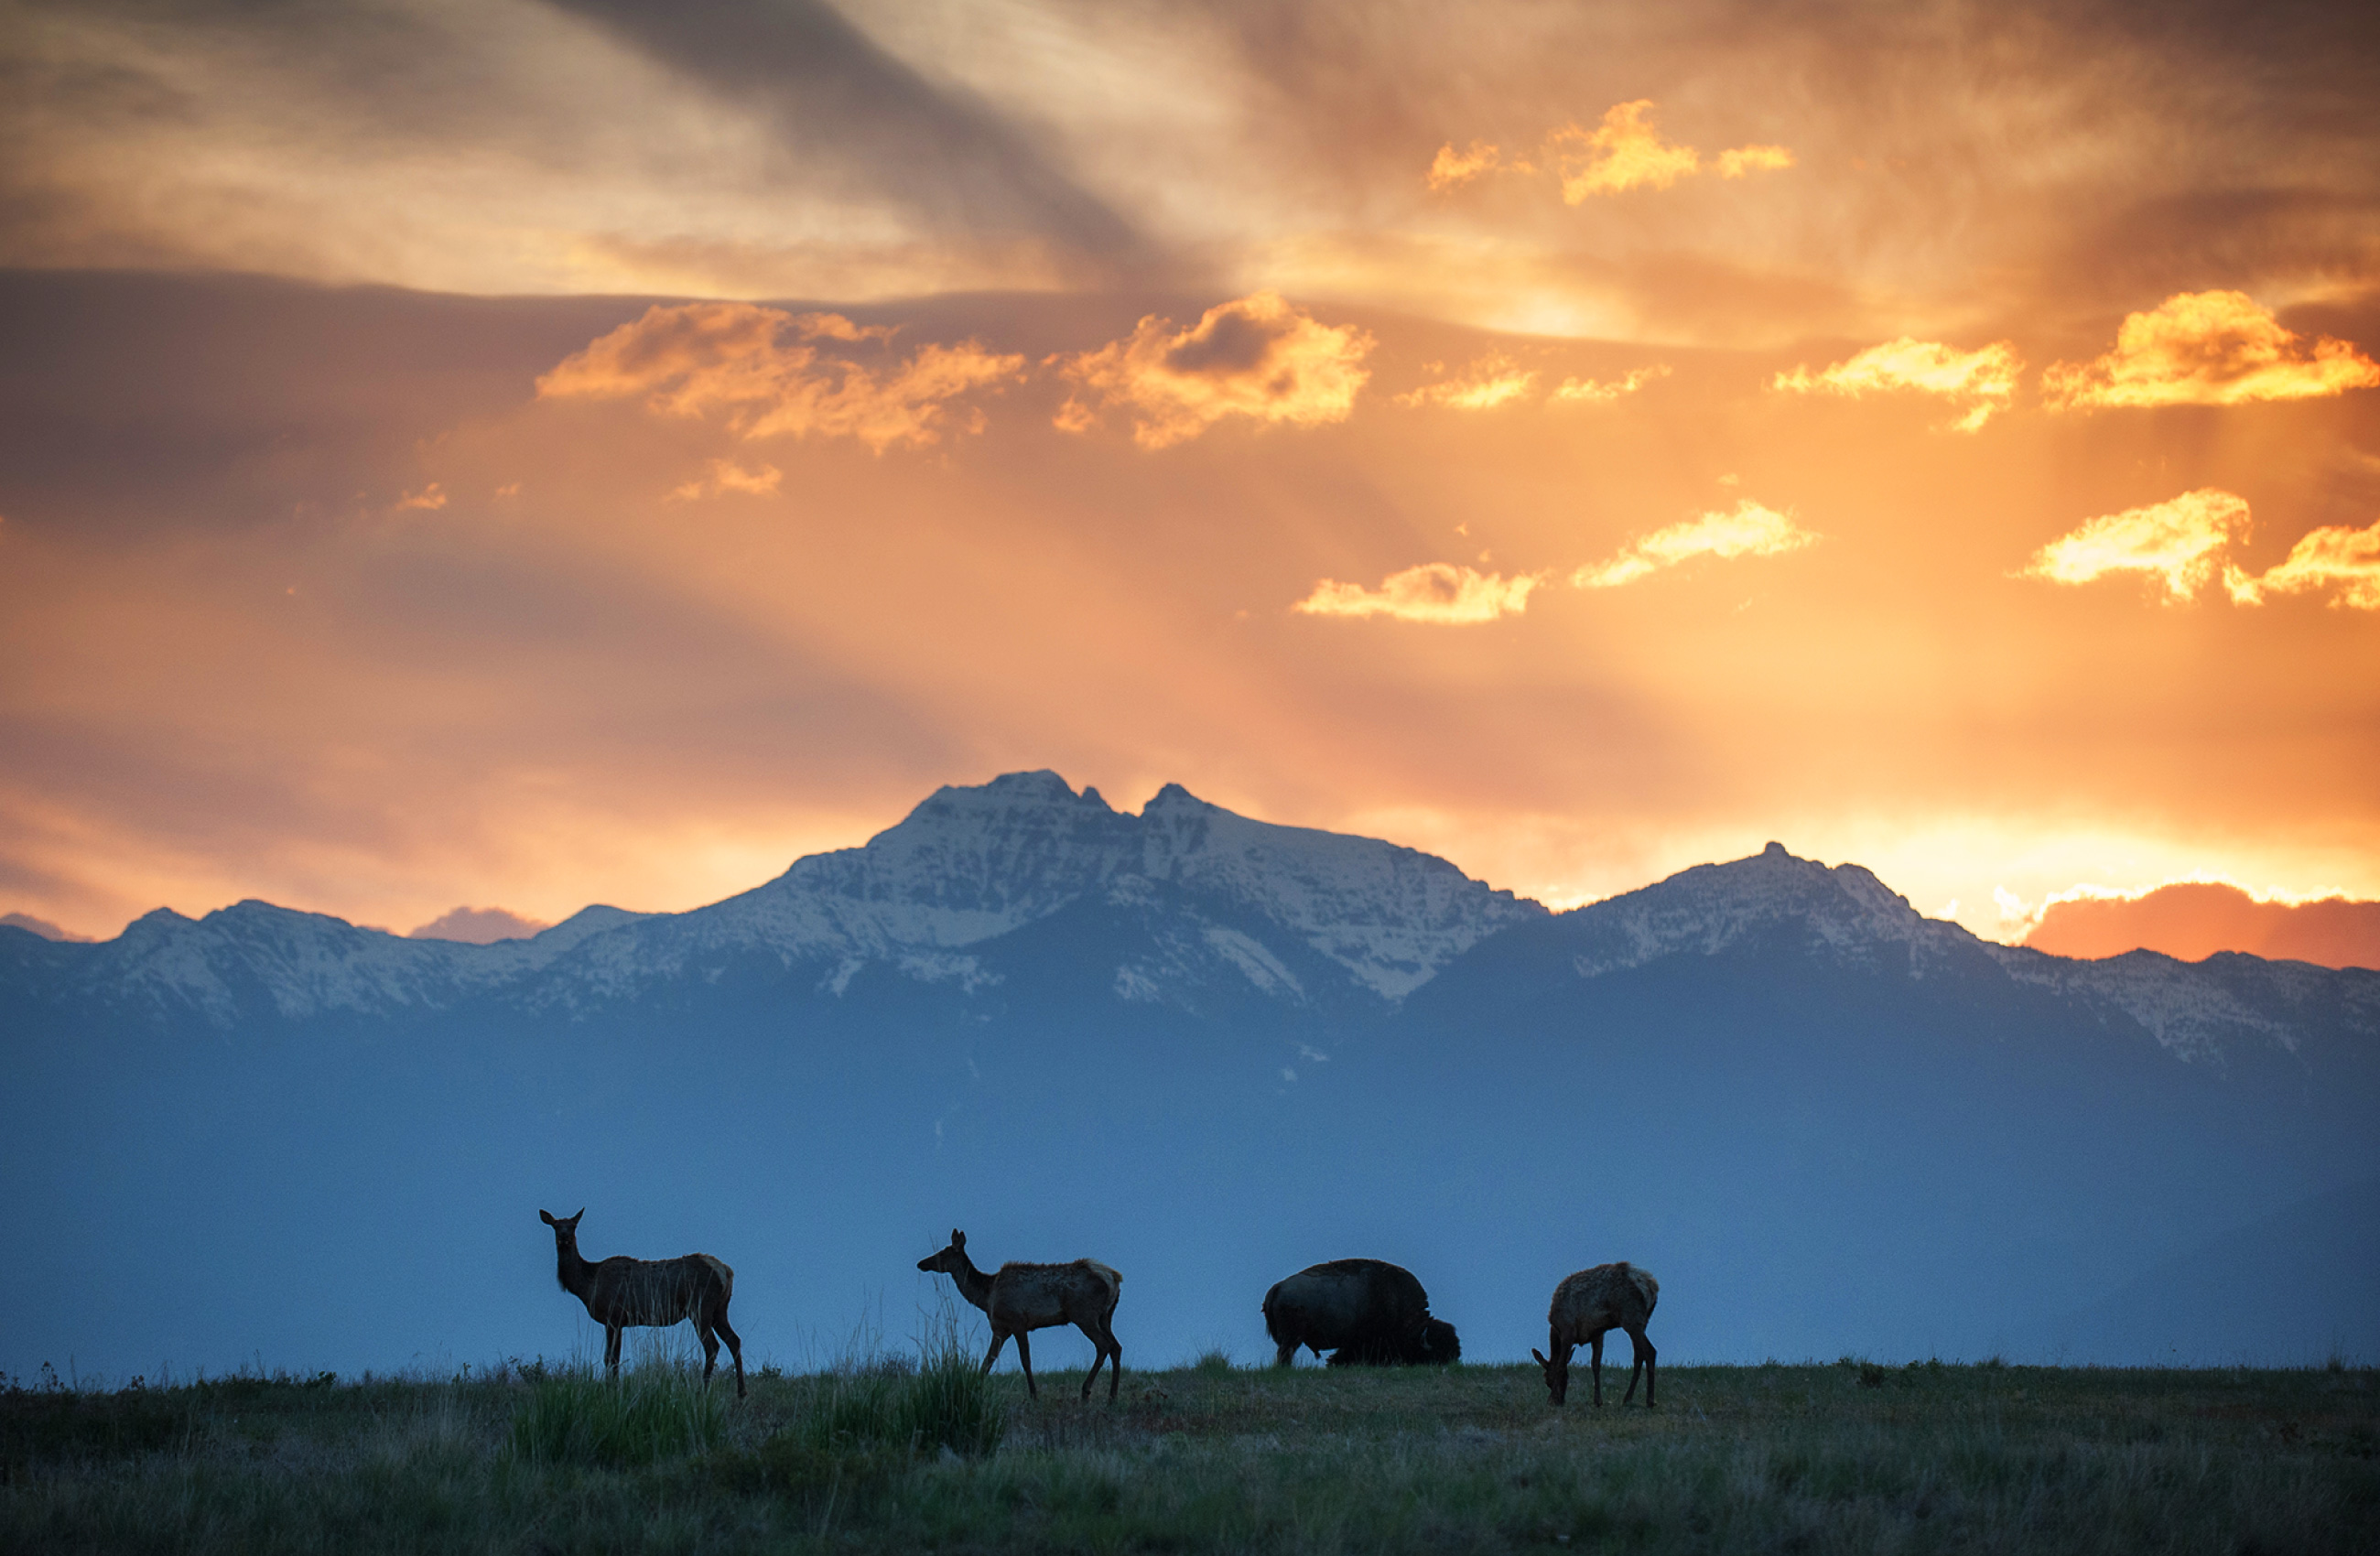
[551,1229,597,1302]
[946,1248,996,1314]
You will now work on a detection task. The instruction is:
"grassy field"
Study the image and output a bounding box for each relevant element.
[4,1348,2374,1554]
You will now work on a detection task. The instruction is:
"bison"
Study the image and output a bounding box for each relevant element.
[1262,1258,1460,1367]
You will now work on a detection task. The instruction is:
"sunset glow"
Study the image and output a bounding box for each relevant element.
[1,0,2375,956]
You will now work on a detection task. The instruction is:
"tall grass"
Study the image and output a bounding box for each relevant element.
[503,1364,724,1468]
[5,1359,2374,1553]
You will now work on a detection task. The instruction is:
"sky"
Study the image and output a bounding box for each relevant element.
[2,0,2377,956]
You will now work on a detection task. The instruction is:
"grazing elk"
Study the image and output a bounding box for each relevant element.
[917,1229,1122,1401]
[1532,1261,1659,1408]
[1263,1259,1460,1367]
[538,1208,745,1399]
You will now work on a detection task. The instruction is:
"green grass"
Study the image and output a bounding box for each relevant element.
[4,1355,2375,1553]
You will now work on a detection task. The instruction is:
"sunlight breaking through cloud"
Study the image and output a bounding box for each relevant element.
[537,303,1025,452]
[1773,338,2022,430]
[1574,501,1817,589]
[1055,293,1374,448]
[2041,291,2380,410]
[1293,564,1541,623]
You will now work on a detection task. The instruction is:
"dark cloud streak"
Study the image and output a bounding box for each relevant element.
[544,0,1153,278]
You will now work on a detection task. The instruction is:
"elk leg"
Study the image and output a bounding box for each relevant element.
[981,1330,1009,1376]
[606,1324,623,1380]
[1013,1330,1037,1399]
[1589,1332,1606,1408]
[1076,1322,1105,1400]
[1630,1328,1656,1408]
[711,1311,746,1399]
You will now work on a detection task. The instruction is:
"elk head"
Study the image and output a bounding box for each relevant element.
[1532,1345,1571,1405]
[539,1208,585,1246]
[916,1228,968,1275]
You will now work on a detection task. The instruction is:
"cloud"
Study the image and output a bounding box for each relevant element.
[2024,491,2380,610]
[2022,881,2380,969]
[1055,293,1374,448]
[408,905,554,945]
[394,483,449,512]
[1544,102,1793,201]
[1293,564,1541,624]
[668,459,784,502]
[1425,140,1504,191]
[1550,364,1671,404]
[1772,338,2022,431]
[1714,145,1795,178]
[2233,518,2380,611]
[2041,291,2380,410]
[2016,489,2251,602]
[537,303,1024,452]
[1574,500,1818,589]
[1395,353,1538,410]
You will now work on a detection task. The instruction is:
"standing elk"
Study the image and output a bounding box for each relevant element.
[1263,1259,1460,1367]
[917,1228,1122,1401]
[538,1208,745,1399]
[1532,1261,1658,1408]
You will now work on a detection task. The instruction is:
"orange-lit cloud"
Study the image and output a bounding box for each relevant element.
[1543,102,1792,201]
[2040,291,2380,410]
[1293,564,1541,624]
[1395,353,1538,410]
[537,303,1025,452]
[2232,518,2380,611]
[2022,881,2380,970]
[1574,500,1817,589]
[1425,140,1504,191]
[1055,292,1374,448]
[394,483,449,512]
[1713,145,1795,178]
[1773,338,2022,431]
[2018,489,2251,602]
[2024,492,2380,611]
[1550,364,1671,404]
[667,459,784,502]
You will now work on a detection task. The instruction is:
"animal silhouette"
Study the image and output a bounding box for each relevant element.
[538,1208,744,1398]
[917,1228,1122,1401]
[1262,1259,1459,1367]
[1532,1261,1658,1407]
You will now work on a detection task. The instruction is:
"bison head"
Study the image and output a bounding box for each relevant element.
[1419,1317,1460,1366]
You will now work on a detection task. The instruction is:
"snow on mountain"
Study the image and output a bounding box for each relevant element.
[1547,841,2377,1064]
[546,772,1544,1005]
[1561,841,1986,979]
[1982,942,2379,1064]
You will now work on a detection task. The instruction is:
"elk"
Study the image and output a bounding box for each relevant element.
[1532,1261,1658,1408]
[917,1229,1122,1401]
[538,1208,745,1399]
[1263,1259,1460,1367]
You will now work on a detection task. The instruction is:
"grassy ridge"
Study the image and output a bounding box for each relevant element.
[5,1356,2375,1553]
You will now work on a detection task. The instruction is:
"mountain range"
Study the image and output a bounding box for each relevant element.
[3,772,2374,1381]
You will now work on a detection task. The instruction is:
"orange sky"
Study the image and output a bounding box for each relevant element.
[2,0,2376,952]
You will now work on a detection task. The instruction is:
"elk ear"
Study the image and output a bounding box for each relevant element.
[539,1209,555,1226]
[952,1229,965,1248]
[1531,1348,1548,1367]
